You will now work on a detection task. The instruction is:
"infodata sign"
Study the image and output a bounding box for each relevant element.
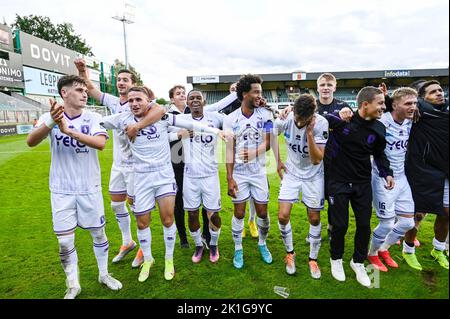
[384,70,411,78]
[20,31,80,75]
[0,52,25,89]
[23,66,64,96]
[193,75,220,84]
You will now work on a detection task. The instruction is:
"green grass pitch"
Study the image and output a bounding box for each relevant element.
[0,134,448,299]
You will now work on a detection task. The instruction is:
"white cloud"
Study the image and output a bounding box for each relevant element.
[2,0,449,99]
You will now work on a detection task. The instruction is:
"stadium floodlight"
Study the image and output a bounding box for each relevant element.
[112,2,136,69]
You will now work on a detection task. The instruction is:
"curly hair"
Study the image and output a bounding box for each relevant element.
[236,74,263,102]
[293,94,317,119]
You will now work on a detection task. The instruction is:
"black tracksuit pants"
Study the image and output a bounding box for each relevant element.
[327,181,373,264]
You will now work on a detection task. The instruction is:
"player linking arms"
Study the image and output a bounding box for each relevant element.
[100,86,228,282]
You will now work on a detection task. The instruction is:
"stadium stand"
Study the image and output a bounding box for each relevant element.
[0,92,43,123]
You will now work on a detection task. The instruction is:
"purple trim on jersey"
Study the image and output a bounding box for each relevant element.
[172,114,176,126]
[109,190,127,195]
[302,201,323,211]
[184,206,201,212]
[241,109,254,119]
[155,192,177,200]
[54,225,77,235]
[78,224,106,230]
[64,112,82,121]
[120,100,128,106]
[133,207,155,216]
[101,93,105,105]
[127,193,135,199]
[115,213,130,218]
[232,195,251,204]
[193,116,204,121]
[278,198,299,203]
[316,142,327,145]
[203,206,221,213]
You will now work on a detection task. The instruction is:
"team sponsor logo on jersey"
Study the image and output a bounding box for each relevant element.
[139,125,160,140]
[191,134,214,145]
[288,142,309,156]
[387,139,408,151]
[323,131,328,139]
[367,134,376,145]
[55,133,88,153]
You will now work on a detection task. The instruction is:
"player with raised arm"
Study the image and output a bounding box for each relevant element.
[275,94,329,278]
[27,75,122,299]
[74,59,166,268]
[101,86,227,282]
[224,74,276,269]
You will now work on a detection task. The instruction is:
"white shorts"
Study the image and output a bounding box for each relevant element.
[109,163,134,198]
[51,191,105,235]
[183,174,221,212]
[278,172,325,210]
[444,179,449,208]
[372,174,415,219]
[133,168,177,216]
[232,172,269,204]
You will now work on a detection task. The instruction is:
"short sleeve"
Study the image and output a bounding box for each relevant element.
[100,112,126,131]
[91,113,109,139]
[101,93,120,114]
[313,116,329,145]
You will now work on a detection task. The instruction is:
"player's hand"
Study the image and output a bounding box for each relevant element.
[384,176,395,190]
[74,58,87,73]
[217,130,234,142]
[238,149,257,163]
[49,98,64,124]
[58,118,70,135]
[279,105,293,120]
[306,115,317,135]
[125,123,140,143]
[379,82,388,96]
[339,107,353,122]
[277,161,286,179]
[176,129,192,140]
[258,98,267,108]
[227,178,239,198]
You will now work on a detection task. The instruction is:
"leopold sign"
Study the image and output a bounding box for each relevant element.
[23,66,64,96]
[20,31,79,75]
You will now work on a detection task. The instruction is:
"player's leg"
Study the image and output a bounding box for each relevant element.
[303,175,325,279]
[202,174,222,263]
[78,192,122,290]
[184,175,204,262]
[379,176,415,268]
[157,192,177,280]
[277,172,300,275]
[109,165,135,263]
[231,173,250,269]
[349,183,373,287]
[368,175,395,272]
[327,181,351,282]
[51,193,80,299]
[246,197,258,238]
[431,179,449,269]
[173,164,189,248]
[252,176,272,264]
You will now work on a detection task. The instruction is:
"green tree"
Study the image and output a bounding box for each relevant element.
[11,14,93,56]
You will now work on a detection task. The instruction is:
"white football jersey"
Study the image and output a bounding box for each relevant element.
[37,111,108,194]
[101,93,133,167]
[275,113,329,180]
[223,107,274,175]
[178,111,225,178]
[372,112,411,178]
[101,111,220,173]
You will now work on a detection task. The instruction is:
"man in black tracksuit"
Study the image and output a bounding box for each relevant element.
[324,86,394,287]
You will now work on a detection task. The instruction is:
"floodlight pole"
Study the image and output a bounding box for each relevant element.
[112,15,134,69]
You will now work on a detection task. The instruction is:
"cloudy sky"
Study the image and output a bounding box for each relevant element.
[3,0,449,99]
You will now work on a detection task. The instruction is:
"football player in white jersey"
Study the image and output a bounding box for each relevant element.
[26,75,123,299]
[101,86,227,282]
[366,88,418,271]
[177,90,228,264]
[224,74,276,269]
[74,59,165,268]
[275,94,329,278]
